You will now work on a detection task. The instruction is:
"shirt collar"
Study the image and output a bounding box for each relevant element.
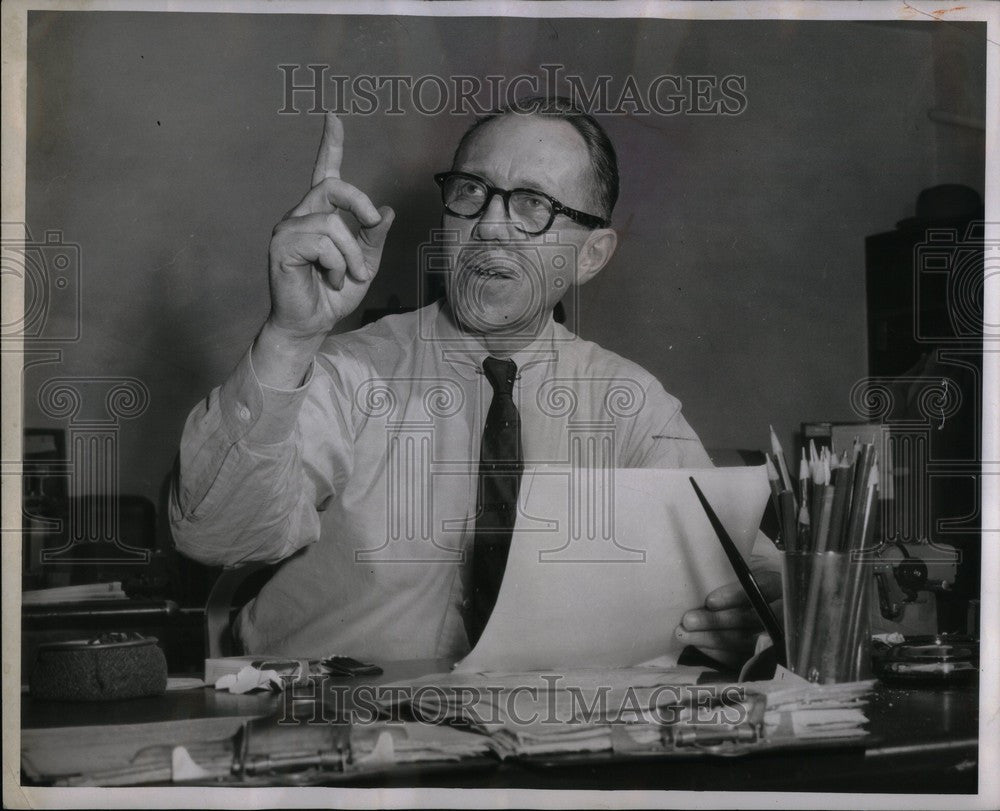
[432,300,559,382]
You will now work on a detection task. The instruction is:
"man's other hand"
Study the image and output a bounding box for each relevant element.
[674,569,782,669]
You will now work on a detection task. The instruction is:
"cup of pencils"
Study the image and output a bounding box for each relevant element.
[768,428,880,683]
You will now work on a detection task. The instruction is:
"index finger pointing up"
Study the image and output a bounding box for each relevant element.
[311,112,344,187]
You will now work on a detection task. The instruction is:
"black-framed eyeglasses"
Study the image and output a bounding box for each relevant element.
[434,171,610,235]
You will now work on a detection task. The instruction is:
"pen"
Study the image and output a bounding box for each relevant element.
[689,477,786,666]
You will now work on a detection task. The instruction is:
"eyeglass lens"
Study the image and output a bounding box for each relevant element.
[441,175,552,233]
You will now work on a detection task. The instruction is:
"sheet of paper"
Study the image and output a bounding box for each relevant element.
[21,716,253,781]
[454,465,769,673]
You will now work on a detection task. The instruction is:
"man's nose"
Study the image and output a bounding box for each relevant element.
[472,193,519,241]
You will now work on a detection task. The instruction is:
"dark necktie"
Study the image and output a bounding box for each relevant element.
[466,356,523,647]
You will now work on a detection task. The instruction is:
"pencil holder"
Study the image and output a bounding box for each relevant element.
[782,551,873,684]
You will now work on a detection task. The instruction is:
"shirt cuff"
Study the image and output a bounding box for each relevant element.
[218,348,314,445]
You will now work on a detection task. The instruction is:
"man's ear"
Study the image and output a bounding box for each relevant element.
[575,228,618,286]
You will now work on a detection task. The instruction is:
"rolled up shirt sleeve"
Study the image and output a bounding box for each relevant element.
[625,378,714,469]
[169,345,353,567]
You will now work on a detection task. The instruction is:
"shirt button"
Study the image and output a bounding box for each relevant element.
[238,405,251,422]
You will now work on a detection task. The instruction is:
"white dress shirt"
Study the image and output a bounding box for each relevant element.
[170,300,738,660]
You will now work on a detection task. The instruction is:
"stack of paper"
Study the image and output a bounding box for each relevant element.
[22,581,127,605]
[22,675,874,785]
[385,666,709,724]
[21,717,252,784]
[351,722,499,765]
[378,667,873,759]
[755,678,874,742]
[487,722,612,759]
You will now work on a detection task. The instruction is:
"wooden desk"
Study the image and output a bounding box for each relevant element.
[20,660,979,793]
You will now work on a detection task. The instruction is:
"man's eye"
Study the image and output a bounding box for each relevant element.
[457,182,485,199]
[519,195,545,210]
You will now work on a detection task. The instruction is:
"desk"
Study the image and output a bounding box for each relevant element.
[21,660,978,793]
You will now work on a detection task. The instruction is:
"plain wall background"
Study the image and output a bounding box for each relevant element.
[23,13,986,509]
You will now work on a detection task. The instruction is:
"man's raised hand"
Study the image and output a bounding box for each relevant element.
[254,114,394,389]
[267,113,394,340]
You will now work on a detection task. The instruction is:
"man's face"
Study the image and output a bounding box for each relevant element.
[441,114,599,339]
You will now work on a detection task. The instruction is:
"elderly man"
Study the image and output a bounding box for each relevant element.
[170,97,780,667]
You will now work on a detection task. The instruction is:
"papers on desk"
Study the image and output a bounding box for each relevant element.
[23,671,874,785]
[22,581,127,605]
[21,716,252,784]
[352,722,497,765]
[379,665,712,758]
[378,667,873,760]
[455,465,770,673]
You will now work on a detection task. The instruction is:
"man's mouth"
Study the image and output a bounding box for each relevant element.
[459,249,522,280]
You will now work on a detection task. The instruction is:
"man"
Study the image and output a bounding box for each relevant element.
[170,96,780,667]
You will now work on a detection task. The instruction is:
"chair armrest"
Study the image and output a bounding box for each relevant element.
[204,562,271,660]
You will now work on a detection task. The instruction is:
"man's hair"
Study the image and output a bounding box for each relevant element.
[452,95,619,222]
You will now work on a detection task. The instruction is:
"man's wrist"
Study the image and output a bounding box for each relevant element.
[252,319,327,390]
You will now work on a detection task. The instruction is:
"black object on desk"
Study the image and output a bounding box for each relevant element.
[321,656,383,677]
[689,477,786,665]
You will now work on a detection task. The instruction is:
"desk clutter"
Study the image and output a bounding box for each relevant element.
[374,668,872,760]
[21,666,873,786]
[767,428,882,683]
[28,632,167,702]
[765,426,978,688]
[22,581,129,606]
[208,656,383,695]
[18,425,976,788]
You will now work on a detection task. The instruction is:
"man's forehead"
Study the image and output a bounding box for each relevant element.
[453,114,591,194]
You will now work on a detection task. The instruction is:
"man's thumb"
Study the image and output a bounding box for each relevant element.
[360,206,395,258]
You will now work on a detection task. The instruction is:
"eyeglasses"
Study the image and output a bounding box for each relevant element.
[434,171,610,235]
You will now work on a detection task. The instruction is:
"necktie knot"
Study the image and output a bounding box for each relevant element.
[482,357,517,397]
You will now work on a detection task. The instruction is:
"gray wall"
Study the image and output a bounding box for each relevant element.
[24,13,986,506]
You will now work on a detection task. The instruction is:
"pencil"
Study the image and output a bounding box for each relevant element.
[814,483,836,553]
[809,447,827,532]
[797,453,812,550]
[828,455,852,553]
[689,477,786,664]
[779,489,798,552]
[765,455,784,548]
[769,425,795,502]
[845,444,873,553]
[839,461,880,673]
[795,481,837,675]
